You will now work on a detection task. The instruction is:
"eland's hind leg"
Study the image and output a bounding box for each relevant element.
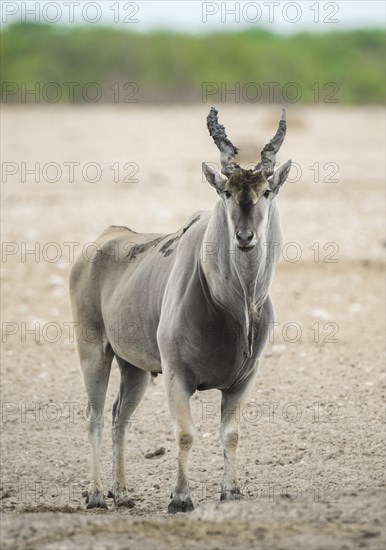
[110,358,150,508]
[163,367,195,513]
[79,340,114,509]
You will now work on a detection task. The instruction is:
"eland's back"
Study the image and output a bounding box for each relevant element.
[70,211,208,375]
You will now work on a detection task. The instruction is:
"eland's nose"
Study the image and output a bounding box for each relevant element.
[236,230,254,247]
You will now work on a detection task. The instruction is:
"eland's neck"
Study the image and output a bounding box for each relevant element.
[200,200,282,354]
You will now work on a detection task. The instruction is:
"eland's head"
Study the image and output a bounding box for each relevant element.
[203,107,291,251]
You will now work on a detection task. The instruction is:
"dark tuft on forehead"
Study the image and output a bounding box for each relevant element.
[238,190,253,214]
[227,169,268,211]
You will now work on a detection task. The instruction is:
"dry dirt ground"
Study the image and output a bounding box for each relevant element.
[1,105,385,549]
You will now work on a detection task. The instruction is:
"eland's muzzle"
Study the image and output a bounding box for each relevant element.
[236,230,255,249]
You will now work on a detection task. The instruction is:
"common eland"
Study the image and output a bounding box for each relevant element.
[70,107,292,512]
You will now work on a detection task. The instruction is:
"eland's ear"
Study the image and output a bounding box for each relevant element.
[270,159,292,194]
[202,162,227,192]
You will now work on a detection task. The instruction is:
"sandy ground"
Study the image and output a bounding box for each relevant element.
[1,105,385,549]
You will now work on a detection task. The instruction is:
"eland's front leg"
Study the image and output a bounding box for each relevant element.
[220,371,258,501]
[164,368,195,513]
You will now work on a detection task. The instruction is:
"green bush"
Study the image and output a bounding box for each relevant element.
[1,23,384,104]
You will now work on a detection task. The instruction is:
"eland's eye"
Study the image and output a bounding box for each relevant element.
[224,190,232,199]
[263,190,271,198]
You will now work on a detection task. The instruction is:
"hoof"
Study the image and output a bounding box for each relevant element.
[220,487,243,501]
[115,497,135,509]
[108,488,135,509]
[85,489,108,510]
[168,495,194,514]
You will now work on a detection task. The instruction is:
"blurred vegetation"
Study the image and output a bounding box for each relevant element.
[1,23,384,104]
